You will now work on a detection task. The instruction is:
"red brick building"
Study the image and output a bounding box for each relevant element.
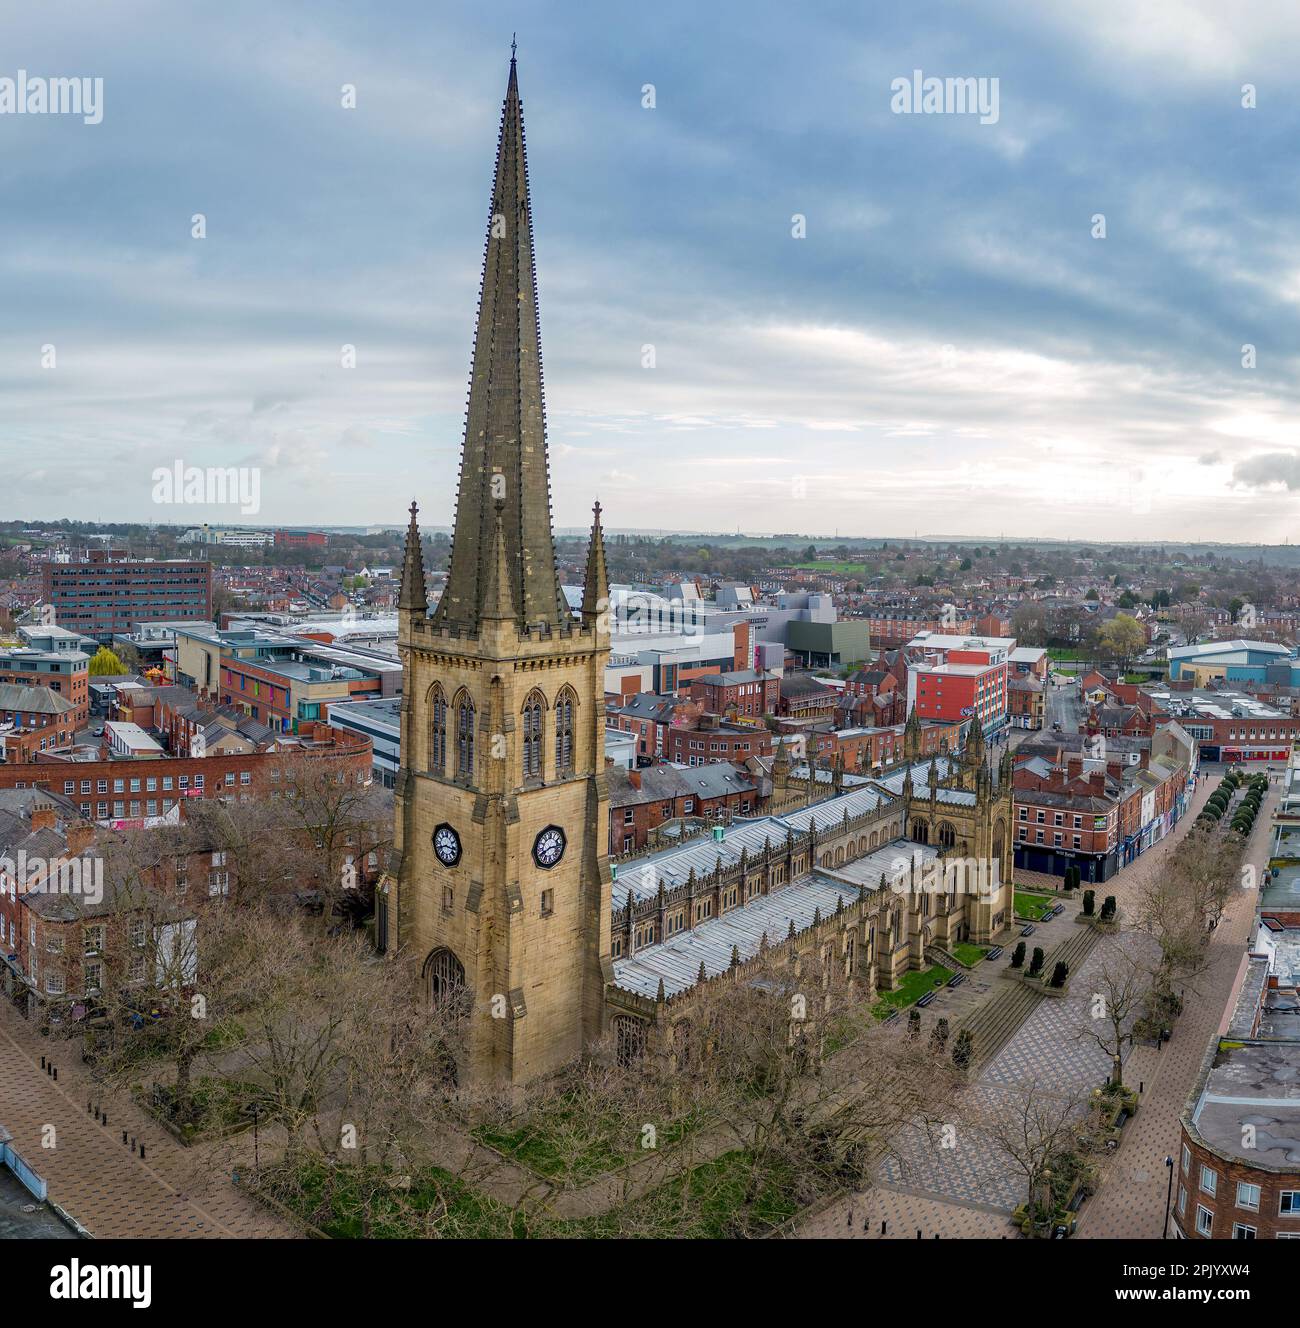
[905,634,1014,734]
[0,684,77,763]
[685,669,778,718]
[664,717,773,766]
[42,550,212,641]
[1175,958,1300,1240]
[274,530,328,548]
[864,611,974,649]
[607,761,761,855]
[0,722,372,827]
[0,647,90,725]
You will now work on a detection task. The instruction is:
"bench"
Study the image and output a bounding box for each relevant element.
[882,1009,901,1026]
[986,946,1003,961]
[946,973,965,988]
[1021,924,1036,936]
[916,991,935,1008]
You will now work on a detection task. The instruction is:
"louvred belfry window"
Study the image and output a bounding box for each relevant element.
[555,689,574,776]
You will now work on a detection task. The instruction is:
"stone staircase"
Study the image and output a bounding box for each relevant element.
[924,943,965,972]
[959,922,1101,1072]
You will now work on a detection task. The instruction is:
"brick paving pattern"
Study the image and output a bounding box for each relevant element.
[802,773,1268,1239]
[0,1008,291,1238]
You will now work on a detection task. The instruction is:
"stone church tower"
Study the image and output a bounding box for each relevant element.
[383,53,612,1088]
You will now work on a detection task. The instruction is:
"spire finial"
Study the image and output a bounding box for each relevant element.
[511,33,517,62]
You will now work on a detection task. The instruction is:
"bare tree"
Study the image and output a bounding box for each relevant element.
[1131,828,1238,1020]
[980,1084,1093,1237]
[266,750,393,926]
[667,947,963,1228]
[1078,948,1153,1089]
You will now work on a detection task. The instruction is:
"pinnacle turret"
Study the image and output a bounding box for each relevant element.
[398,500,427,615]
[581,501,609,629]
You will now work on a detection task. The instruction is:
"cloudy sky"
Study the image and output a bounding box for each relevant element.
[3,0,1300,540]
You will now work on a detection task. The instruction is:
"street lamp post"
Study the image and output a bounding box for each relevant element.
[1163,1155,1175,1237]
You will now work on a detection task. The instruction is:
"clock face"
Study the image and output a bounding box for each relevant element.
[433,823,461,867]
[532,825,566,870]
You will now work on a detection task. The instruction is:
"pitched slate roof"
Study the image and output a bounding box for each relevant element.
[0,683,74,715]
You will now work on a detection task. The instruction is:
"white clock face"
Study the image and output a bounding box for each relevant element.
[533,825,566,870]
[433,824,461,867]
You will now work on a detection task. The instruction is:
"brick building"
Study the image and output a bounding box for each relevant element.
[1012,724,1192,881]
[0,644,90,725]
[1008,675,1045,729]
[607,761,762,855]
[606,693,698,762]
[685,669,778,718]
[905,633,1013,735]
[0,722,371,828]
[1175,956,1300,1240]
[0,684,78,763]
[664,716,773,766]
[778,673,839,720]
[42,550,212,641]
[864,610,975,649]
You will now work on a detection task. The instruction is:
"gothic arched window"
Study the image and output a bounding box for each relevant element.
[455,693,475,780]
[614,1015,647,1068]
[938,822,957,850]
[429,685,447,774]
[554,688,575,777]
[522,690,545,781]
[424,947,466,1008]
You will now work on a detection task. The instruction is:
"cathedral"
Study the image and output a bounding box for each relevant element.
[383,51,613,1087]
[384,55,1015,1089]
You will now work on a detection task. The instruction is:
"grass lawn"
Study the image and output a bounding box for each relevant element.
[474,1093,700,1182]
[268,1159,518,1239]
[1047,648,1087,661]
[269,1148,812,1239]
[950,942,988,968]
[873,964,952,1016]
[1014,890,1055,920]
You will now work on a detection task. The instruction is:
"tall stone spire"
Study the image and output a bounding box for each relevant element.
[480,503,518,623]
[398,500,427,614]
[581,501,609,628]
[432,52,566,634]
